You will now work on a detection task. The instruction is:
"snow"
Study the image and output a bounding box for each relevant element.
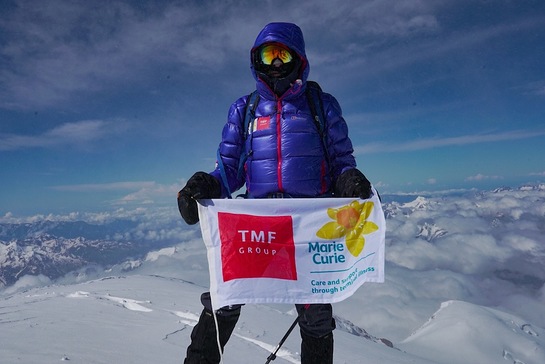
[3,274,542,363]
[146,246,177,261]
[1,187,545,363]
[399,300,545,364]
[0,275,427,364]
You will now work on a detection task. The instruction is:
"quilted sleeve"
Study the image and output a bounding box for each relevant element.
[321,92,358,180]
[210,96,248,197]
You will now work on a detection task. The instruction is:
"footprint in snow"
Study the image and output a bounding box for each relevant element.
[521,323,538,336]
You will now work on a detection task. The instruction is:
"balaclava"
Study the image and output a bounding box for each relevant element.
[251,23,308,97]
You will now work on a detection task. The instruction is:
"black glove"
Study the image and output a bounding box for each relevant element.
[177,172,221,225]
[334,168,372,199]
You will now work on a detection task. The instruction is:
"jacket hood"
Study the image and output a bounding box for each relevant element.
[251,22,310,97]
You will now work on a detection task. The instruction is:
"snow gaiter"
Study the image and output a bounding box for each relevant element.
[297,303,335,364]
[301,331,334,364]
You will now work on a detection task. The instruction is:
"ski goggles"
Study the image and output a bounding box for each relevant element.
[259,44,293,65]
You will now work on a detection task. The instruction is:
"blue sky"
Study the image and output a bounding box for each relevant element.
[1,0,544,215]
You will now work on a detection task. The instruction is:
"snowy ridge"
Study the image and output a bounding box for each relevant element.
[415,222,448,242]
[0,234,141,287]
[400,300,545,364]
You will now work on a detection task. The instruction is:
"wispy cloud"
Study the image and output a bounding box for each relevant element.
[0,1,262,110]
[112,182,180,206]
[465,174,503,182]
[51,180,180,207]
[515,79,545,97]
[297,0,440,38]
[355,129,545,154]
[0,120,122,151]
[319,9,545,91]
[0,0,469,111]
[51,181,157,192]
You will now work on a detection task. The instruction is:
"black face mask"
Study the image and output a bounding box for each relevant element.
[254,56,302,96]
[259,58,295,78]
[253,44,302,96]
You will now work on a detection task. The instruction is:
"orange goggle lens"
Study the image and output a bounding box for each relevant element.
[260,45,293,65]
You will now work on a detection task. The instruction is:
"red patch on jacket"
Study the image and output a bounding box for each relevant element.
[254,116,271,131]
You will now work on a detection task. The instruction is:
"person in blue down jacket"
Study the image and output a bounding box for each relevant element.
[178,22,373,364]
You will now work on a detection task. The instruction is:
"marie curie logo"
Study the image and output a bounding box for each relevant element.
[315,200,378,257]
[218,212,297,282]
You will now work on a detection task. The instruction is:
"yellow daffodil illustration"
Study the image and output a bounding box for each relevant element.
[316,200,379,257]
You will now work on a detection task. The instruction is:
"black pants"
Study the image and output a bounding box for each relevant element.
[184,293,335,364]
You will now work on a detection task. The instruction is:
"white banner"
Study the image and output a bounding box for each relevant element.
[198,189,385,310]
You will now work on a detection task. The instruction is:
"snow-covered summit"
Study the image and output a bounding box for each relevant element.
[401,196,435,211]
[400,300,545,364]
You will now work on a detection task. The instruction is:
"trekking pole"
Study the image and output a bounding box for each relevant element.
[265,315,299,363]
[265,304,309,363]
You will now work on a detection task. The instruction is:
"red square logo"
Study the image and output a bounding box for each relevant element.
[218,212,297,282]
[255,116,271,131]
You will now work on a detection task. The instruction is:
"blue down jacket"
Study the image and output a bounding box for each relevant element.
[210,22,357,198]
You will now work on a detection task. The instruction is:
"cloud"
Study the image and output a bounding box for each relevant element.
[0,120,124,151]
[355,129,545,154]
[112,182,180,206]
[1,0,540,113]
[50,180,180,207]
[298,0,441,37]
[51,181,157,192]
[316,7,545,98]
[0,0,493,111]
[0,0,263,110]
[514,79,545,97]
[384,188,545,290]
[465,174,503,182]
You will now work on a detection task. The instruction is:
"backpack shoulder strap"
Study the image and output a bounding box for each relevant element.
[305,81,331,177]
[242,91,260,140]
[305,80,325,136]
[236,91,260,181]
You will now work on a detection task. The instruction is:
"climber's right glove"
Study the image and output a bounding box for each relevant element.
[177,172,221,225]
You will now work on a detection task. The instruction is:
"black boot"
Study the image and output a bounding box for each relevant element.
[184,293,241,364]
[301,331,334,364]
